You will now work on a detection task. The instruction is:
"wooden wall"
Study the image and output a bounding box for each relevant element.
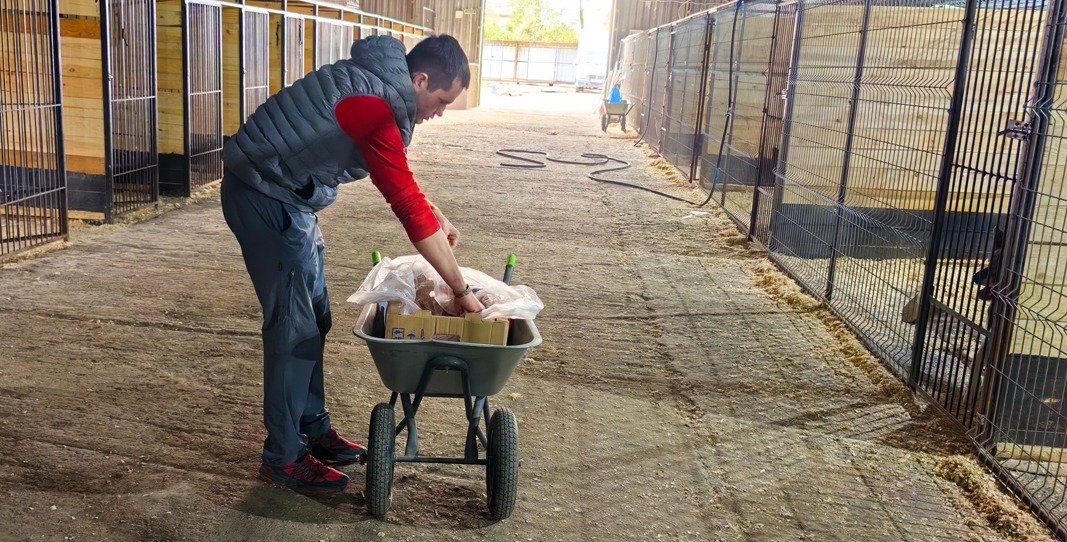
[0,6,62,171]
[270,14,284,94]
[58,0,104,176]
[223,7,241,135]
[157,0,184,156]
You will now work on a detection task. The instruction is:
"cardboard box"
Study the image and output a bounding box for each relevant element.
[384,302,510,345]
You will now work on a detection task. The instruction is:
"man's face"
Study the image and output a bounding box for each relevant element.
[411,73,464,123]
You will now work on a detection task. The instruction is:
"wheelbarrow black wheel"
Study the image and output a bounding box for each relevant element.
[365,403,395,518]
[486,407,519,520]
[601,115,609,132]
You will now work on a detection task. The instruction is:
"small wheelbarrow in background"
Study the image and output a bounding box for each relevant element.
[600,99,634,132]
[353,254,542,520]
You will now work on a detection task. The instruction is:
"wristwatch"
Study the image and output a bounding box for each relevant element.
[454,284,471,299]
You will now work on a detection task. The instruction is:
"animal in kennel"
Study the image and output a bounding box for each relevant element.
[900,229,1005,393]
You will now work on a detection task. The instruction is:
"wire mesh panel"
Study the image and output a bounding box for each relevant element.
[699,5,738,192]
[661,15,711,177]
[978,0,1067,529]
[718,0,777,231]
[243,10,269,118]
[751,1,797,243]
[186,1,223,191]
[620,31,650,134]
[0,0,66,258]
[914,0,1049,424]
[619,0,1067,533]
[645,28,671,153]
[105,0,158,217]
[283,16,304,87]
[817,0,967,384]
[768,0,867,298]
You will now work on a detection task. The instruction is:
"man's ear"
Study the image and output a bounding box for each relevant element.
[411,72,429,89]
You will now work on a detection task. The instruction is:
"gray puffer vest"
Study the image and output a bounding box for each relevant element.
[222,35,417,212]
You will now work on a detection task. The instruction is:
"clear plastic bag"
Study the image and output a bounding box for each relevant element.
[346,255,544,320]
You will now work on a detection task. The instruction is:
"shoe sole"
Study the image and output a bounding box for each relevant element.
[258,473,348,497]
[313,450,368,466]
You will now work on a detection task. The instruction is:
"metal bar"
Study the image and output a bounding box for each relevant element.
[186,0,431,36]
[239,9,246,121]
[688,13,714,184]
[823,0,873,301]
[398,393,419,457]
[150,0,160,203]
[908,0,980,387]
[765,1,802,249]
[182,0,192,194]
[100,0,115,222]
[659,26,676,153]
[49,0,67,239]
[394,456,487,465]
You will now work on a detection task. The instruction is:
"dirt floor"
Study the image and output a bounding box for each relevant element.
[0,85,1056,541]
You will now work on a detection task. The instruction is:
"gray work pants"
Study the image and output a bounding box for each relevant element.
[221,173,332,466]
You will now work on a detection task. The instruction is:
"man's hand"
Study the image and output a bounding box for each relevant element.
[456,291,486,314]
[434,207,459,248]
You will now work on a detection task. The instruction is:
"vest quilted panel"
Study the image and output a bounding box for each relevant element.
[223,36,418,212]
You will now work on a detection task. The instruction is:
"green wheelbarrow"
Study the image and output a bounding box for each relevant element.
[352,254,542,520]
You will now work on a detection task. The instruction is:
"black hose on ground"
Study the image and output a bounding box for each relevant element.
[496,149,699,205]
[499,5,741,210]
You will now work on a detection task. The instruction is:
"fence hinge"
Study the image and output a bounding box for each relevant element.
[997,119,1033,141]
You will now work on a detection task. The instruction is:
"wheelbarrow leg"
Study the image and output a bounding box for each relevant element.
[399,393,419,457]
[465,396,489,460]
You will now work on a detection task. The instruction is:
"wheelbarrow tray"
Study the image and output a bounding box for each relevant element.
[603,101,633,115]
[353,303,542,396]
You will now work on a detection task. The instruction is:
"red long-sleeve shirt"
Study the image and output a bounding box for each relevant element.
[334,96,440,243]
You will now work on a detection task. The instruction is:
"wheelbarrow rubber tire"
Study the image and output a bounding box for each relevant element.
[601,115,609,132]
[366,403,395,518]
[486,407,519,520]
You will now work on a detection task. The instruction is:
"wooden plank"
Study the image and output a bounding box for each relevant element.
[223,7,241,135]
[158,16,185,156]
[59,17,101,39]
[270,14,283,94]
[0,149,103,175]
[304,18,315,75]
[58,0,100,18]
[157,0,183,26]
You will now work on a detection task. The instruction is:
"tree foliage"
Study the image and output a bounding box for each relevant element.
[485,0,579,43]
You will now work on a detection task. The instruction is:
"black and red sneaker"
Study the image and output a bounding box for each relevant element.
[308,428,367,465]
[259,453,349,496]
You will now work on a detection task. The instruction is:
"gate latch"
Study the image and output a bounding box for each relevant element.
[998,119,1032,141]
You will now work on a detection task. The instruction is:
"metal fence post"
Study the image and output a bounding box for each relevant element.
[99,0,116,222]
[909,0,980,388]
[639,30,661,140]
[659,26,677,152]
[50,0,69,237]
[765,1,804,249]
[688,12,715,184]
[823,0,873,301]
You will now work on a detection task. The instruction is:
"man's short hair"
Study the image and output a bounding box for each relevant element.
[406,34,471,91]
